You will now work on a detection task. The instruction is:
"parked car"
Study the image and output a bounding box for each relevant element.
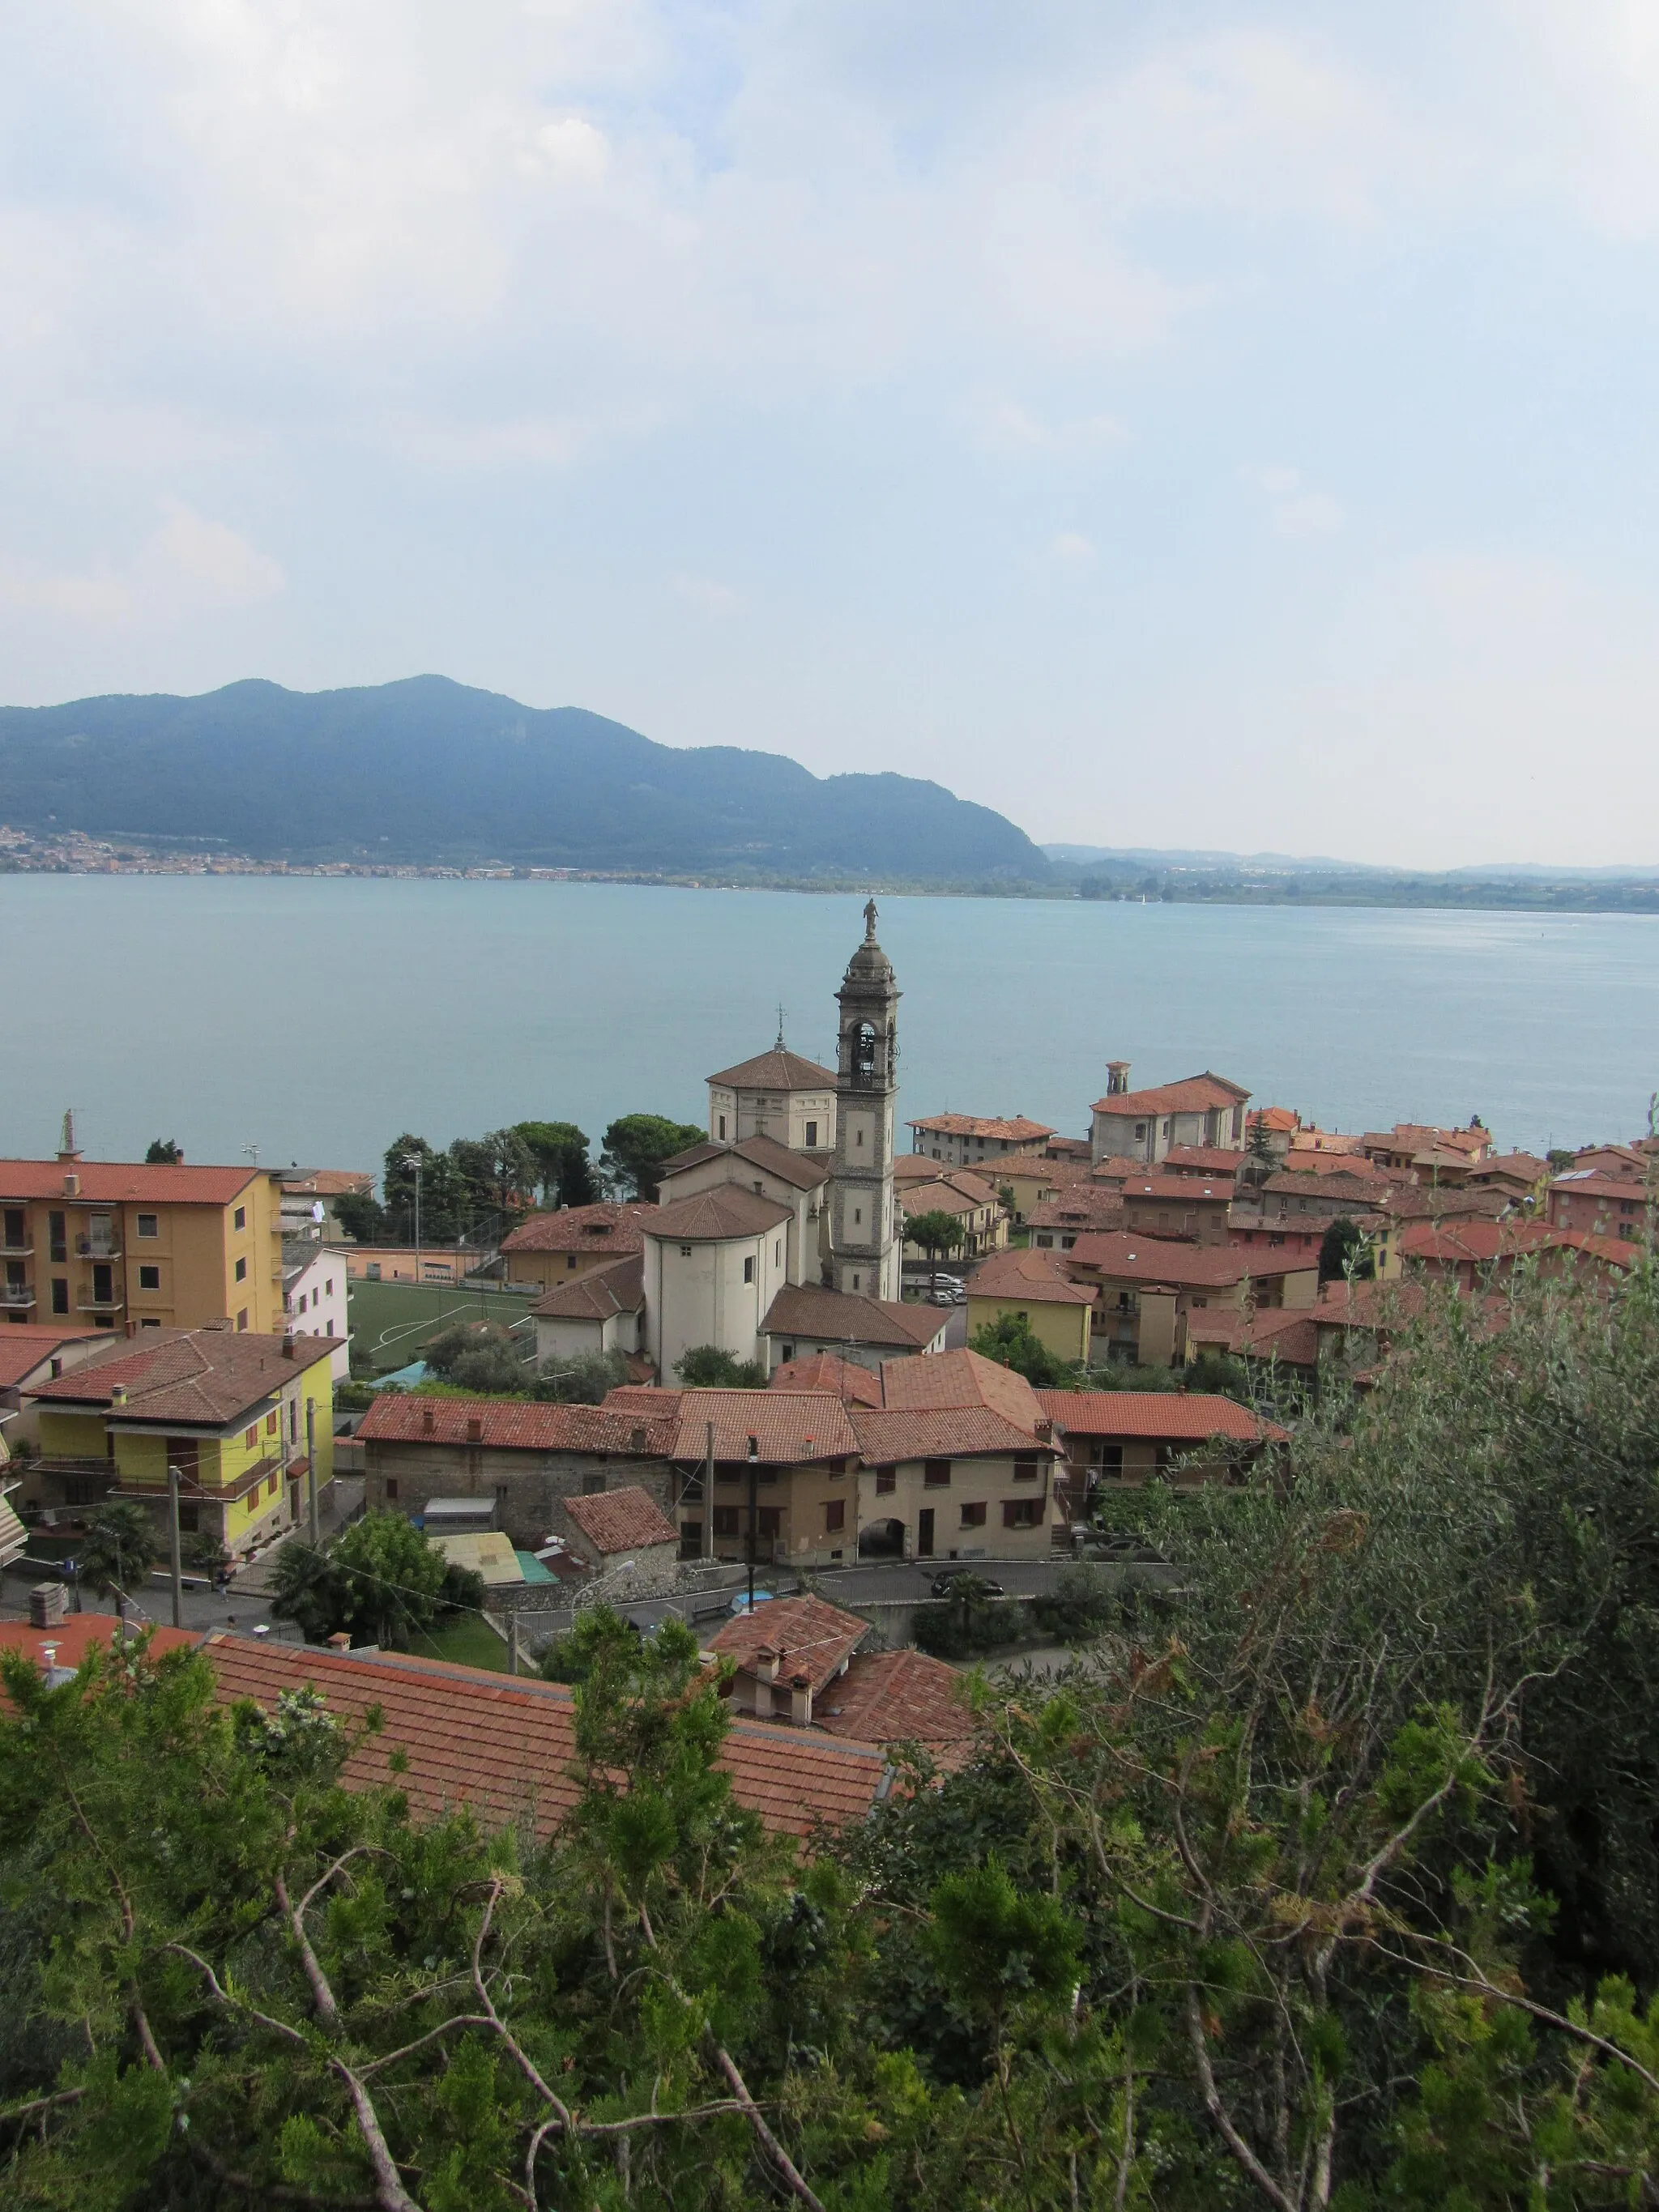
[925,1281,968,1306]
[1090,1531,1167,1563]
[928,1568,1006,1599]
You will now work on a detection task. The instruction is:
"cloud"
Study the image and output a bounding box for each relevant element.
[1049,531,1096,565]
[672,573,745,616]
[1242,464,1344,537]
[0,501,284,629]
[963,394,1127,454]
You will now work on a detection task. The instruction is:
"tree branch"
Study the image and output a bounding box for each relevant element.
[1185,1985,1300,2212]
[276,1869,342,2034]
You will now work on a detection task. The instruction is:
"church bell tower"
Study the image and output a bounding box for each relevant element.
[828,900,901,1300]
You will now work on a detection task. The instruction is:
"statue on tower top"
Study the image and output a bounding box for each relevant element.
[863,897,879,942]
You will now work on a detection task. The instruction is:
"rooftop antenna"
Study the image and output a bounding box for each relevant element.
[58,1108,79,1161]
[775,1001,787,1050]
[243,1142,260,1168]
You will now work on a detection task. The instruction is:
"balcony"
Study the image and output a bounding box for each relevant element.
[0,1238,31,1258]
[75,1238,122,1260]
[76,1292,126,1314]
[0,1285,36,1311]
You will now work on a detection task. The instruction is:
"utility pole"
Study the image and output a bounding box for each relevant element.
[509,1614,521,1676]
[746,1434,759,1613]
[702,1421,714,1560]
[305,1398,319,1546]
[167,1464,183,1630]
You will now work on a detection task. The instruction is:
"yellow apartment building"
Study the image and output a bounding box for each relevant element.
[25,1325,337,1557]
[0,1149,286,1337]
[963,1246,1095,1366]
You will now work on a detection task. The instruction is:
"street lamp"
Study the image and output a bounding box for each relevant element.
[402,1153,424,1271]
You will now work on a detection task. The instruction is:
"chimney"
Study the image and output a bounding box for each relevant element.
[281,1332,298,1359]
[110,1383,128,1408]
[1034,1417,1054,1443]
[326,1631,352,1652]
[63,1171,80,1197]
[57,1108,80,1164]
[789,1671,813,1726]
[421,1404,436,1433]
[754,1643,781,1686]
[467,1414,484,1443]
[630,1424,647,1452]
[29,1582,67,1628]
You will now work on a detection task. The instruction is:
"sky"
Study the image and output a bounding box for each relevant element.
[4,2,1659,870]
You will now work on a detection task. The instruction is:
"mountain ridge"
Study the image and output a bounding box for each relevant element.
[0,676,1049,880]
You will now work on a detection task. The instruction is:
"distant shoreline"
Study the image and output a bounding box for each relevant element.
[4,850,1659,919]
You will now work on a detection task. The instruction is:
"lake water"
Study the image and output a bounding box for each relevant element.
[2,876,1655,1172]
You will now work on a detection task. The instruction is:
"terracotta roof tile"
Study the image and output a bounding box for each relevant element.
[761,1285,945,1350]
[1036,1390,1285,1443]
[358,1396,676,1455]
[0,1327,127,1392]
[707,1047,837,1090]
[27,1328,338,1425]
[1162,1146,1247,1174]
[645,1187,793,1241]
[707,1594,869,1693]
[1091,1073,1250,1117]
[816,1647,978,1761]
[201,1636,885,1839]
[561,1485,679,1553]
[1027,1191,1125,1233]
[0,1616,198,1687]
[852,1405,1055,1463]
[878,1346,1044,1426]
[966,1247,1097,1304]
[1065,1233,1253,1287]
[906,1114,1056,1143]
[666,1388,861,1464]
[501,1203,650,1257]
[659,1135,830,1192]
[0,1159,262,1205]
[529,1253,645,1321]
[767,1353,883,1406]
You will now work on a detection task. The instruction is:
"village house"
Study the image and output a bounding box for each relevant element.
[1089,1066,1251,1167]
[1064,1232,1320,1367]
[1161,1145,1246,1180]
[277,1168,375,1242]
[1227,1170,1401,1277]
[0,1136,288,1336]
[557,1485,680,1578]
[1358,1123,1493,1176]
[498,1202,651,1294]
[1027,1185,1126,1251]
[1037,1389,1287,1513]
[758,1282,946,1372]
[992,1152,1091,1228]
[1397,1219,1636,1294]
[963,1246,1095,1366]
[24,1324,338,1556]
[356,1395,676,1549]
[531,1254,646,1367]
[1245,1107,1300,1157]
[906,1113,1056,1170]
[1546,1170,1654,1246]
[897,1165,1009,1263]
[1463,1153,1551,1204]
[1120,1172,1234,1247]
[281,1240,350,1377]
[0,1324,130,1451]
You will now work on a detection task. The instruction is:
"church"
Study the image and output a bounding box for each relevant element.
[611,903,944,1379]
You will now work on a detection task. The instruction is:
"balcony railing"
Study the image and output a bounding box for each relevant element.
[76,1294,126,1313]
[75,1238,122,1259]
[0,1285,36,1310]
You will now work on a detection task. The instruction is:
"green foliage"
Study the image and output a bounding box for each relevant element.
[913,1573,1032,1659]
[968,1308,1081,1387]
[674,1344,770,1387]
[1320,1213,1376,1284]
[332,1187,388,1242]
[599,1112,706,1200]
[270,1510,455,1648]
[422,1319,531,1394]
[142,1138,181,1164]
[538,1603,642,1683]
[75,1498,159,1599]
[1028,1562,1115,1642]
[512,1119,597,1208]
[904,1208,966,1263]
[531,1349,633,1403]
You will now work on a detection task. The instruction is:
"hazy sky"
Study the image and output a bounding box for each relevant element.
[4,2,1659,868]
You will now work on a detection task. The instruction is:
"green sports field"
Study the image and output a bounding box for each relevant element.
[345,1276,539,1375]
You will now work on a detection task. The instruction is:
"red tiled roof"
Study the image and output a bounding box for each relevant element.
[878,1345,1044,1428]
[1397,1220,1635,1269]
[898,1176,994,1217]
[906,1114,1056,1143]
[27,1328,337,1424]
[202,1636,885,1840]
[0,1616,198,1679]
[767,1353,883,1406]
[997,1153,1091,1186]
[645,1187,793,1240]
[0,1326,125,1392]
[659,1135,830,1193]
[1121,1174,1234,1202]
[1162,1146,1247,1174]
[1548,1172,1651,1204]
[1247,1106,1299,1132]
[707,1047,837,1090]
[501,1203,650,1256]
[529,1253,645,1321]
[560,1485,678,1554]
[1036,1390,1285,1443]
[1091,1073,1250,1117]
[1065,1233,1253,1287]
[669,1389,861,1465]
[707,1594,869,1693]
[0,1159,263,1205]
[851,1406,1056,1463]
[816,1647,976,1759]
[279,1170,374,1196]
[358,1396,676,1455]
[966,1247,1098,1304]
[1027,1190,1125,1233]
[761,1285,945,1350]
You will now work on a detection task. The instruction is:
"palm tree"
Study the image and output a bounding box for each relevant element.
[76,1498,160,1625]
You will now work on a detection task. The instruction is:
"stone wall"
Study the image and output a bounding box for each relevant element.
[363,1440,673,1550]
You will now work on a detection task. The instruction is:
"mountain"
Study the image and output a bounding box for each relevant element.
[0,677,1049,880]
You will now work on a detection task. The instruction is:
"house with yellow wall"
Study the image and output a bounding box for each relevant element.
[963,1247,1095,1366]
[0,1142,287,1339]
[26,1325,337,1558]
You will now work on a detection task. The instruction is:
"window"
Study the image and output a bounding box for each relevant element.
[680,1245,693,1258]
[718,1115,727,1140]
[743,1255,755,1284]
[2,1208,23,1248]
[325,1277,333,1295]
[137,1213,159,1239]
[386,1478,399,1501]
[51,1278,68,1314]
[855,1129,864,1146]
[824,1499,845,1532]
[923,1459,951,1488]
[267,1473,278,1498]
[141,1317,160,1328]
[757,1507,783,1538]
[804,1120,817,1147]
[875,1467,896,1494]
[774,1240,782,1265]
[566,1255,578,1270]
[582,1473,606,1494]
[782,1343,795,1361]
[1013,1457,1038,1483]
[1003,1498,1042,1528]
[853,1208,862,1225]
[713,1506,740,1536]
[233,1206,246,1231]
[237,1308,248,1331]
[177,1502,199,1533]
[232,1255,245,1283]
[959,1501,987,1528]
[1133,1124,1145,1142]
[137,1263,160,1292]
[245,1426,258,1449]
[49,1211,66,1263]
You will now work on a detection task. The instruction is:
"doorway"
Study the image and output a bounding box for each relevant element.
[917,1508,935,1558]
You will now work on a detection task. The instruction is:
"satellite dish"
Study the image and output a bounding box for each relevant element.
[311,1201,325,1223]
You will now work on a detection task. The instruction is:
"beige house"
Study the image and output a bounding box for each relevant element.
[1089,1067,1251,1166]
[499,1203,650,1294]
[557,1485,680,1577]
[898,1166,1009,1264]
[1064,1232,1320,1367]
[642,1187,795,1381]
[531,1255,646,1367]
[906,1114,1055,1171]
[1119,1173,1234,1247]
[963,1247,1094,1366]
[706,1044,838,1155]
[759,1283,946,1372]
[1037,1388,1286,1515]
[1027,1186,1125,1251]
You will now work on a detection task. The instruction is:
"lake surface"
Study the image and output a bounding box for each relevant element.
[2,876,1655,1172]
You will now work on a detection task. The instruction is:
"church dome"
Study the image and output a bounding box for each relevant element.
[842,937,894,985]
